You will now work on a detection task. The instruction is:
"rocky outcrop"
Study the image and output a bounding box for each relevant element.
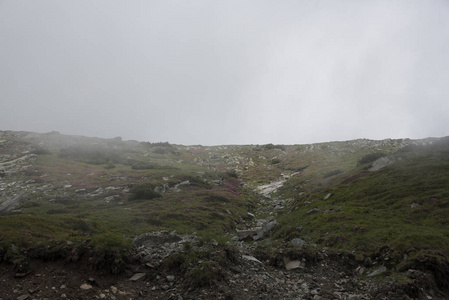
[369,156,397,171]
[0,193,28,213]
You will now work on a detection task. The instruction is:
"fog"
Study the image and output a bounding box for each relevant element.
[1,1,448,145]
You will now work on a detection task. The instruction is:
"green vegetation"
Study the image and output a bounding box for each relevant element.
[274,142,449,269]
[163,242,238,287]
[1,131,449,282]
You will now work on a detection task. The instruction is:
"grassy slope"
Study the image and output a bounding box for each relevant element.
[1,131,449,273]
[0,132,254,253]
[272,138,449,267]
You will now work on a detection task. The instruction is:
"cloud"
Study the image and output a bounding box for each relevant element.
[1,0,448,145]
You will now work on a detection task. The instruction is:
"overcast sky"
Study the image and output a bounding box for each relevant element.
[1,1,448,145]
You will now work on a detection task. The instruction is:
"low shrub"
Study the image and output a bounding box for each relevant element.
[129,184,162,200]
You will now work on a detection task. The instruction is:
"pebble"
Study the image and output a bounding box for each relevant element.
[80,283,92,290]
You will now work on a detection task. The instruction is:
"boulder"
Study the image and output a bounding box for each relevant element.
[291,238,307,247]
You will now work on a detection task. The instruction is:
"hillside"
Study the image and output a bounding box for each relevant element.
[1,130,448,299]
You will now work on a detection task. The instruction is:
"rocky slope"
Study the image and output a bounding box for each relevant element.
[1,130,448,299]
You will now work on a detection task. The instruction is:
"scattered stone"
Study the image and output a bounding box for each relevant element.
[324,193,332,200]
[307,208,320,215]
[253,220,278,241]
[356,266,365,275]
[63,184,72,189]
[367,266,387,277]
[110,286,118,294]
[17,295,30,300]
[166,275,175,282]
[242,255,263,264]
[285,260,303,271]
[80,283,92,290]
[291,238,307,247]
[411,203,420,208]
[129,273,146,281]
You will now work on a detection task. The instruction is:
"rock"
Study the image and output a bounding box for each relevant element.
[75,188,86,193]
[307,208,320,215]
[0,193,28,213]
[247,212,255,218]
[256,179,287,197]
[242,255,263,264]
[301,282,309,291]
[80,283,92,290]
[356,266,365,275]
[236,229,257,241]
[324,193,332,200]
[104,195,118,202]
[63,184,72,189]
[291,238,307,247]
[369,156,396,171]
[111,286,118,294]
[129,273,146,281]
[17,295,30,300]
[411,203,419,208]
[253,220,277,241]
[367,266,387,277]
[285,260,303,271]
[166,275,175,282]
[99,294,106,299]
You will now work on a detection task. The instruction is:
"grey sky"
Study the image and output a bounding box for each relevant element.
[1,1,448,145]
